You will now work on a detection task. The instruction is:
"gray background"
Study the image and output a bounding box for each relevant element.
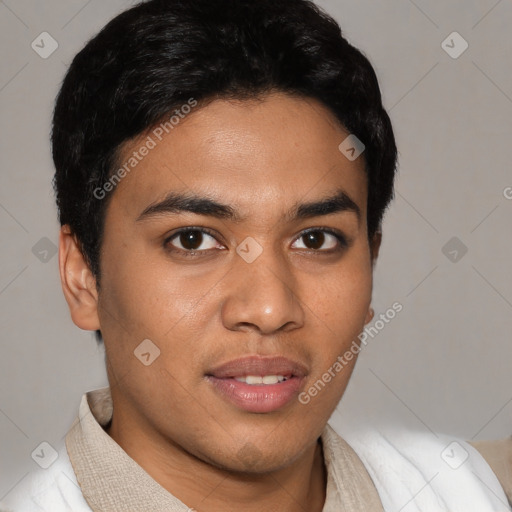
[1,0,511,498]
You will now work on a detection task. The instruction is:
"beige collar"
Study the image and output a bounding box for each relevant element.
[66,387,383,511]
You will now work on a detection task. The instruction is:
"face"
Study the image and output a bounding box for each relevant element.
[67,92,378,473]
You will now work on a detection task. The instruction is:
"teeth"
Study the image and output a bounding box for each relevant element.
[234,375,287,384]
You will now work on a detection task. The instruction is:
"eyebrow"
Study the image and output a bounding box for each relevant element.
[136,188,361,223]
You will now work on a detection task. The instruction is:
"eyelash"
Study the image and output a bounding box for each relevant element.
[163,226,349,258]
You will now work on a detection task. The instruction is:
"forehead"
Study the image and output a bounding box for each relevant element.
[109,93,368,221]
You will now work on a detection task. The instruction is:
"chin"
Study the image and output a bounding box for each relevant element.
[213,438,307,475]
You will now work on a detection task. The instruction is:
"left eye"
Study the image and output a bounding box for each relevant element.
[292,230,344,251]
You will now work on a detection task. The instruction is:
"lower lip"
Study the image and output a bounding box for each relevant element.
[206,376,304,413]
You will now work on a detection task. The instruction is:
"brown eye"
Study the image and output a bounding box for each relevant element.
[303,231,325,250]
[292,229,347,252]
[179,230,203,250]
[165,229,219,253]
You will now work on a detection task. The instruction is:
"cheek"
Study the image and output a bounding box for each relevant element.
[313,255,373,332]
[305,250,373,377]
[99,244,205,339]
[298,273,371,420]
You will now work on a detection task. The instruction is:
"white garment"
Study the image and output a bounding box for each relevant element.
[1,398,509,511]
[3,430,510,512]
[0,443,91,512]
[342,425,511,512]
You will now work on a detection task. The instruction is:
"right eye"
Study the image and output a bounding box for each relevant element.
[164,228,224,257]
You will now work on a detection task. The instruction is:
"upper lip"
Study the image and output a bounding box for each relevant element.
[206,355,308,379]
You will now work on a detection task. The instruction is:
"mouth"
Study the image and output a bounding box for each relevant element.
[205,355,307,413]
[233,374,291,384]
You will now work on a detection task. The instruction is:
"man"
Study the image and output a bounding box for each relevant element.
[2,0,510,510]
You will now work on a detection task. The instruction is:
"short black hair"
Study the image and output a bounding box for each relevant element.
[52,0,398,343]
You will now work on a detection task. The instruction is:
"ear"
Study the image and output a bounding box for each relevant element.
[58,225,100,331]
[370,231,382,266]
[364,231,382,325]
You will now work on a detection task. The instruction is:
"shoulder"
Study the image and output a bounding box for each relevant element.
[0,444,91,512]
[470,437,512,506]
[334,423,512,511]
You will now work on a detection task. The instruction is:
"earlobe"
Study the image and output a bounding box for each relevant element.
[58,225,101,331]
[364,307,375,325]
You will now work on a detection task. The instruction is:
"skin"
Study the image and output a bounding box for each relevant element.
[59,92,381,512]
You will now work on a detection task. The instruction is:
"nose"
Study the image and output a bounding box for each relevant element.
[221,247,305,335]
